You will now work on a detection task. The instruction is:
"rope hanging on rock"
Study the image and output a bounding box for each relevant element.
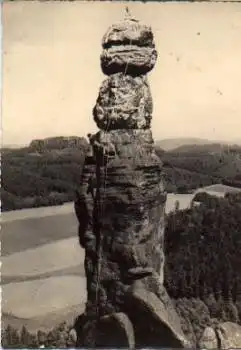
[95,11,136,323]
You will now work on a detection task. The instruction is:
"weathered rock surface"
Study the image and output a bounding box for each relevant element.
[198,322,241,349]
[216,322,241,349]
[101,46,158,76]
[125,276,192,348]
[75,157,96,251]
[96,312,135,348]
[29,136,88,151]
[199,326,218,349]
[75,11,190,348]
[102,18,155,48]
[94,73,153,130]
[101,17,157,75]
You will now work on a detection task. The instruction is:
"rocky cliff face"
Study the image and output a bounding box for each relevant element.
[29,136,88,152]
[75,11,190,348]
[199,322,241,349]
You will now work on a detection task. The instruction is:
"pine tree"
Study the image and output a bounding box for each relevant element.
[20,325,30,346]
[37,330,47,347]
[46,330,57,348]
[4,325,20,348]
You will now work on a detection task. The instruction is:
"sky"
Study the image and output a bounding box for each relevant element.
[2,1,241,146]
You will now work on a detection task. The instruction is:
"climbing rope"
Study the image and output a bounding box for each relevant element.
[94,21,135,328]
[94,117,111,321]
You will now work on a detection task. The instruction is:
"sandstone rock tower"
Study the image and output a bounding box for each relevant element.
[75,9,190,348]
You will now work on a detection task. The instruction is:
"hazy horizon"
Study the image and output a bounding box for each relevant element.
[2,136,241,149]
[2,1,241,146]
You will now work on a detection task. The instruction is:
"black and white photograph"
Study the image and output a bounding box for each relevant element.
[1,0,241,348]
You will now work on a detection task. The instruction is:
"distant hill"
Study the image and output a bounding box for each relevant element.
[2,135,241,211]
[171,143,241,154]
[3,137,241,152]
[163,145,241,189]
[1,144,27,149]
[2,136,88,151]
[29,136,88,152]
[156,138,241,152]
[156,138,213,151]
[1,136,89,212]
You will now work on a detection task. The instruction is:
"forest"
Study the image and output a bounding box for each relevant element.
[164,192,241,343]
[2,137,241,211]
